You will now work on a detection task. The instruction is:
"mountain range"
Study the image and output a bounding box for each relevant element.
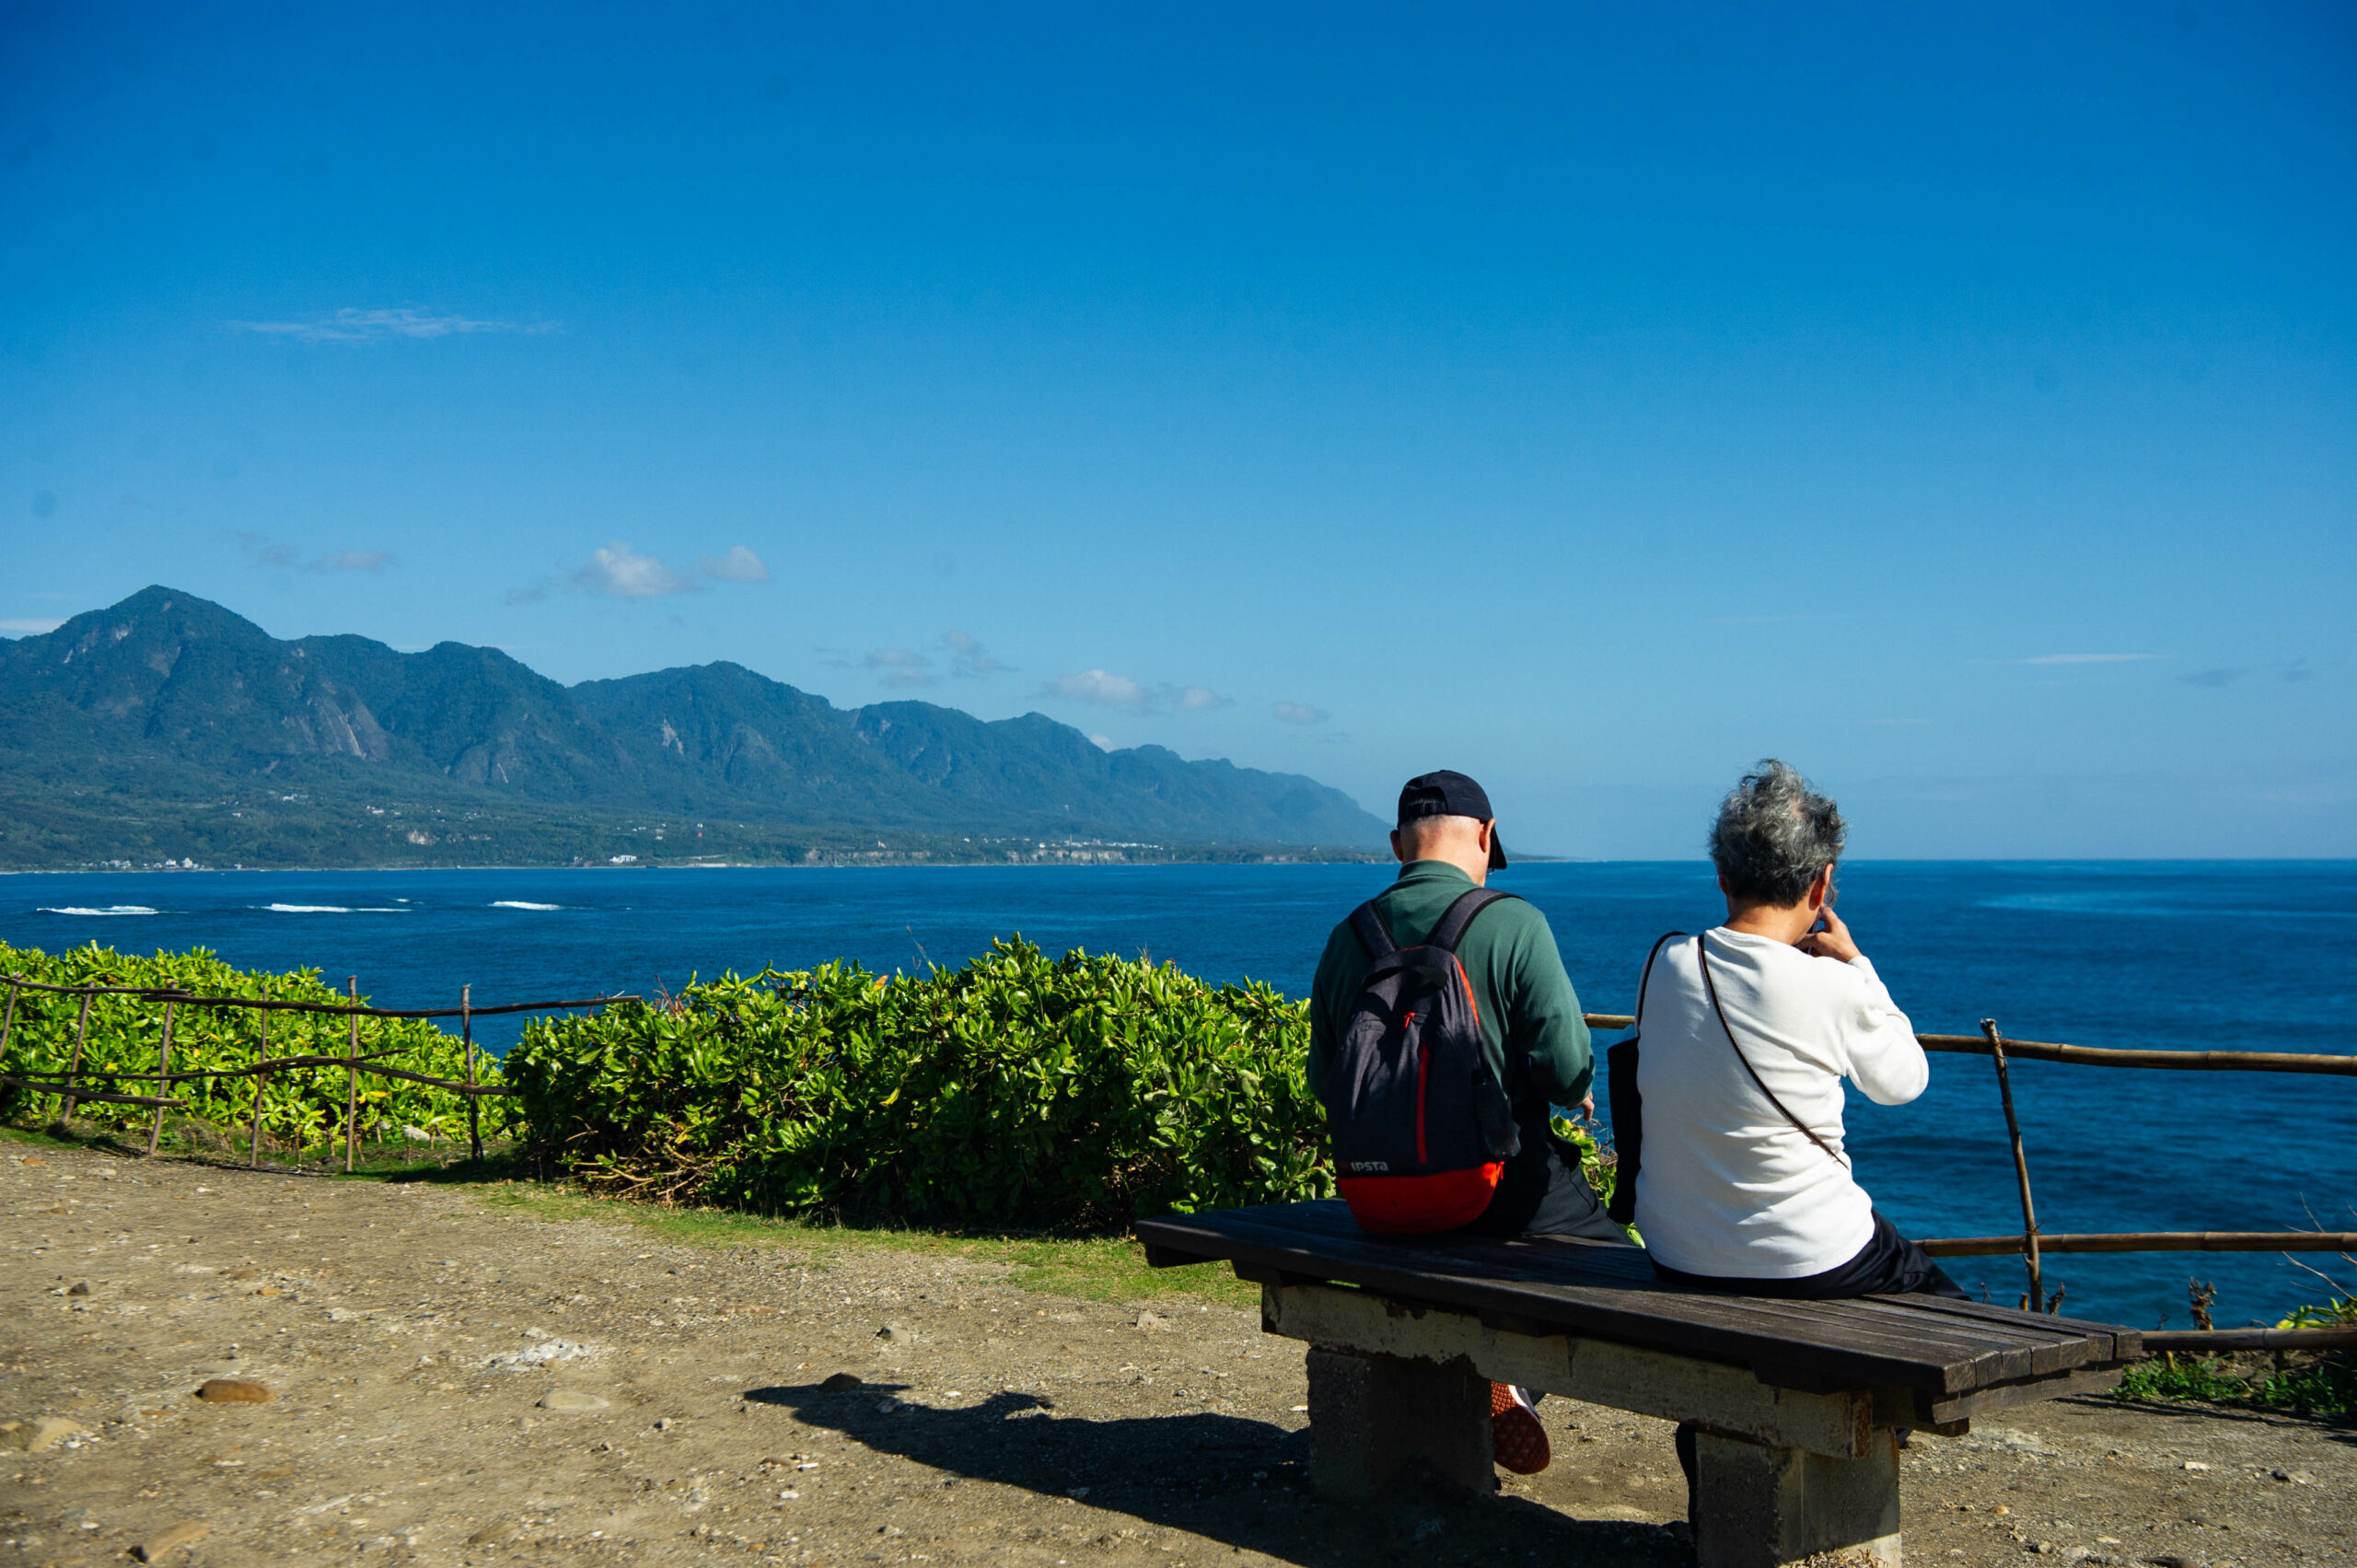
[0,587,1387,869]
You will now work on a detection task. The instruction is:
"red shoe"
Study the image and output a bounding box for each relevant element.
[1491,1381,1550,1475]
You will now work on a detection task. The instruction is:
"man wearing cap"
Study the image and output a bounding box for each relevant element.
[1307,770,1623,1475]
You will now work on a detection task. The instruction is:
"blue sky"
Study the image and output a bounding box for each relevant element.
[3,2,2351,857]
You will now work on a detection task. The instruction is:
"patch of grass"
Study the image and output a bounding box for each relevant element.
[2115,1345,2356,1423]
[2116,1354,2254,1405]
[356,1161,1262,1311]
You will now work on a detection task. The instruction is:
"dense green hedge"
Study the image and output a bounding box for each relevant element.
[0,941,506,1152]
[5,936,1613,1235]
[503,939,1338,1228]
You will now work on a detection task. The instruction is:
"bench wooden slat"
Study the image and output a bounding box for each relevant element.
[1138,1201,2128,1397]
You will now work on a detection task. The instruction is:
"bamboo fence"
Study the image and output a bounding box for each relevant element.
[0,972,634,1167]
[0,977,2345,1352]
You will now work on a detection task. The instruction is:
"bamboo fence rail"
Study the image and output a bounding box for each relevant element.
[0,973,637,1168]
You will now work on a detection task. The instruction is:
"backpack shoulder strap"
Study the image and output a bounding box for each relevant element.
[1694,932,1852,1170]
[1346,900,1397,961]
[1422,887,1518,955]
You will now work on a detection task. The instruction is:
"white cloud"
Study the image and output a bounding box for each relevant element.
[1089,734,1117,752]
[237,531,297,567]
[1271,701,1329,726]
[540,541,771,601]
[1048,669,1153,707]
[696,545,771,584]
[1042,669,1231,713]
[575,541,693,598]
[2016,653,2158,666]
[864,649,937,689]
[309,550,390,574]
[231,308,560,343]
[0,617,64,635]
[944,630,1012,678]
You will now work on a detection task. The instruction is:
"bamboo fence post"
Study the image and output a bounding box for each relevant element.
[60,987,94,1121]
[145,1001,176,1156]
[0,981,22,1119]
[1983,1017,2045,1311]
[462,983,482,1162]
[344,977,360,1174]
[248,1004,270,1168]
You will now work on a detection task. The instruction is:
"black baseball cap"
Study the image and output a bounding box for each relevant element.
[1397,770,1508,870]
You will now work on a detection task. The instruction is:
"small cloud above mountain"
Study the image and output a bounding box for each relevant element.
[1043,669,1230,714]
[230,307,560,343]
[1272,701,1329,725]
[865,648,937,689]
[574,542,691,598]
[238,533,389,573]
[944,630,1011,678]
[1047,669,1151,707]
[512,541,772,603]
[310,550,390,574]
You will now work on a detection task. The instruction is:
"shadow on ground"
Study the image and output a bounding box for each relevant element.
[749,1380,1691,1566]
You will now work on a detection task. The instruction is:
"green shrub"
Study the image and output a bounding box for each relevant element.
[0,940,506,1154]
[502,939,1338,1229]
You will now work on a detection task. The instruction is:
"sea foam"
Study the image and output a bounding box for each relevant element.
[264,903,409,913]
[490,900,562,911]
[40,905,159,917]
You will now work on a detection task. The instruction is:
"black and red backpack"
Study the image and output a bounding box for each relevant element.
[1324,888,1522,1234]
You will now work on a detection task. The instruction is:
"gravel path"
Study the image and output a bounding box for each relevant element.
[4,1144,2349,1567]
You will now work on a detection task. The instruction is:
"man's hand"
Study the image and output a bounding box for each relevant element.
[1798,905,1863,964]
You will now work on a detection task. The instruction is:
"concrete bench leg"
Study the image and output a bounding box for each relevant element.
[1692,1428,1901,1568]
[1304,1346,1492,1502]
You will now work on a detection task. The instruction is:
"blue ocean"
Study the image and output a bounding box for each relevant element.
[6,860,2351,1331]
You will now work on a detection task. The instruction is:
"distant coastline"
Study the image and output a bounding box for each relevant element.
[0,845,1397,876]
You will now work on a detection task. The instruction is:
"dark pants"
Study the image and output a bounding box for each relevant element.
[1466,1125,1631,1245]
[1651,1210,1968,1299]
[1660,1212,1966,1515]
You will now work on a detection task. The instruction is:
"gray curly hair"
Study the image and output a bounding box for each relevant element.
[1708,760,1846,907]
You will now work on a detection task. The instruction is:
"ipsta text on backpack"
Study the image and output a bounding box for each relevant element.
[1325,888,1521,1233]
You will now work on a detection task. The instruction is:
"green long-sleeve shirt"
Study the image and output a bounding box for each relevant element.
[1307,860,1594,1113]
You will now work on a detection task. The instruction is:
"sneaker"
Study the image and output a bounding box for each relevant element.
[1490,1381,1550,1475]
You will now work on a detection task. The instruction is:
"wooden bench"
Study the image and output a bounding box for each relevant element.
[1137,1200,2139,1568]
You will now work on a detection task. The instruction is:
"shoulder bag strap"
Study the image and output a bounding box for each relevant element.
[1694,932,1852,1170]
[1631,931,1686,1033]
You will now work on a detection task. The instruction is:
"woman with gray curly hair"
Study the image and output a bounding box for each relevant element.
[1628,760,1964,1301]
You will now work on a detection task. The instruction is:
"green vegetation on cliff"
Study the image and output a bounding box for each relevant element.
[0,587,1387,868]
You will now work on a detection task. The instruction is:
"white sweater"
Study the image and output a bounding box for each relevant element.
[1631,928,1928,1279]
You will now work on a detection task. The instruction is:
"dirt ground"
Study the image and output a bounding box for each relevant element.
[4,1143,2349,1568]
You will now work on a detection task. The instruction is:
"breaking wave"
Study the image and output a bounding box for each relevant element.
[490,900,562,911]
[264,903,410,914]
[39,905,159,917]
